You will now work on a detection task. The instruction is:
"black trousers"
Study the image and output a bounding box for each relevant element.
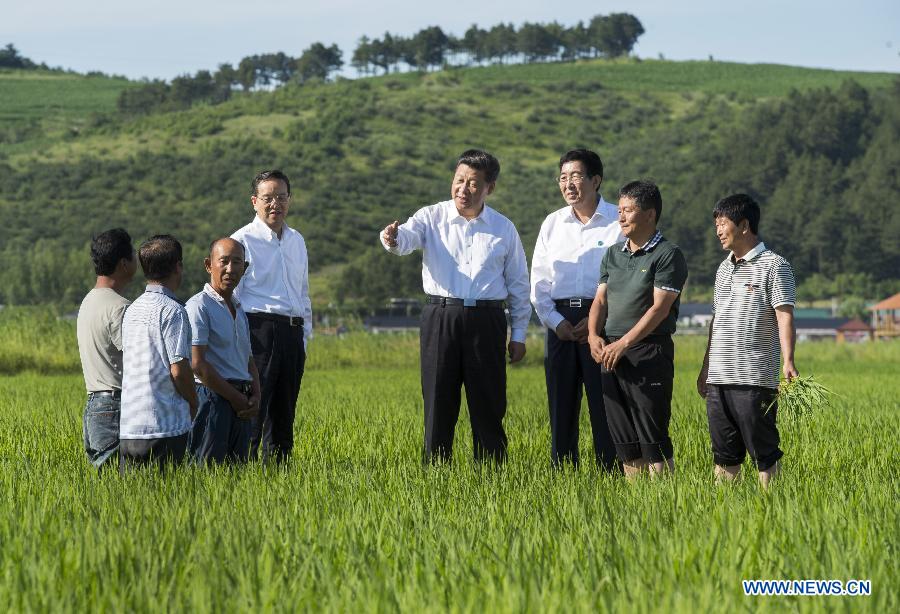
[601,336,675,463]
[706,384,783,471]
[119,433,188,474]
[420,303,508,463]
[248,314,306,462]
[545,304,617,470]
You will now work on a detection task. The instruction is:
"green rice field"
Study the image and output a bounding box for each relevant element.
[0,312,896,611]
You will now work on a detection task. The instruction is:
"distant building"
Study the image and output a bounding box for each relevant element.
[678,303,713,328]
[835,318,874,343]
[363,298,422,334]
[869,292,900,340]
[795,317,851,341]
[794,307,833,319]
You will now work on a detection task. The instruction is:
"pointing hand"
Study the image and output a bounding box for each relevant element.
[382,221,400,247]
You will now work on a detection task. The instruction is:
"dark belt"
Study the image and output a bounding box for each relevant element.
[554,298,593,309]
[248,312,304,327]
[426,295,505,308]
[88,390,121,399]
[226,380,253,396]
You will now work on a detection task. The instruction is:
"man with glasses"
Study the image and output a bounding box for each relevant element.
[380,149,530,464]
[531,149,621,471]
[231,170,312,463]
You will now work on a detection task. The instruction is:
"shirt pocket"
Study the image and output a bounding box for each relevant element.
[734,278,768,310]
[473,234,506,276]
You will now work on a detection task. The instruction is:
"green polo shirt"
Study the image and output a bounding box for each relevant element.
[599,234,688,337]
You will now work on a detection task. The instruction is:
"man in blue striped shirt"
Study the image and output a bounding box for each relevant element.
[697,194,798,488]
[120,235,199,471]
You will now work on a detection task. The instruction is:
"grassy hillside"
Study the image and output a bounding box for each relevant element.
[0,59,897,307]
[0,70,135,149]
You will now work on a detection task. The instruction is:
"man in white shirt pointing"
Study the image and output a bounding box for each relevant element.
[531,149,621,471]
[232,170,312,462]
[380,149,531,464]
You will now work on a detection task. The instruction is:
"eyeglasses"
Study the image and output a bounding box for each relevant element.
[255,194,291,205]
[557,173,590,185]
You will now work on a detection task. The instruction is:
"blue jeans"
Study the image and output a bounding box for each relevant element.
[189,385,252,464]
[82,394,120,469]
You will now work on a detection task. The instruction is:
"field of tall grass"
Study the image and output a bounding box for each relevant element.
[0,308,896,610]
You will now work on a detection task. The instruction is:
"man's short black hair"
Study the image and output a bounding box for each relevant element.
[559,148,604,179]
[456,149,500,183]
[251,170,291,196]
[713,193,760,235]
[139,235,183,281]
[619,180,663,223]
[91,228,133,276]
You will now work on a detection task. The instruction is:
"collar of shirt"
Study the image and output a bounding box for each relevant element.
[622,229,663,253]
[145,284,179,301]
[566,195,617,226]
[202,282,241,309]
[446,200,493,225]
[250,214,288,241]
[731,241,767,264]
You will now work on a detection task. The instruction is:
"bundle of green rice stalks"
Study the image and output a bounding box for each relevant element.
[769,375,836,419]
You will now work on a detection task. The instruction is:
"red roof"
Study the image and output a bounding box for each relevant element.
[870,292,900,311]
[837,318,873,332]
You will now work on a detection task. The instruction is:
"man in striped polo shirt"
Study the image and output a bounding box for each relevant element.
[120,235,199,471]
[697,194,798,488]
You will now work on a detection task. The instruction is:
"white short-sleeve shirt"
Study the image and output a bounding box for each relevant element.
[120,285,193,439]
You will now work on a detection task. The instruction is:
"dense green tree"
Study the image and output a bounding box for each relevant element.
[116,79,169,115]
[370,33,400,74]
[296,43,343,82]
[517,22,558,62]
[590,13,644,57]
[461,25,488,64]
[485,23,518,64]
[351,36,373,75]
[237,57,257,91]
[0,43,34,69]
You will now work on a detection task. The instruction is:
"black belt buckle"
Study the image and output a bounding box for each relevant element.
[288,315,303,327]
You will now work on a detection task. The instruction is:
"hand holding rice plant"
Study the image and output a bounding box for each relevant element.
[771,375,836,419]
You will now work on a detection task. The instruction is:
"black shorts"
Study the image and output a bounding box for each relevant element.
[601,336,674,463]
[705,384,782,471]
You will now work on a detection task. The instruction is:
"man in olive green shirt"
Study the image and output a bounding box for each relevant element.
[588,180,688,478]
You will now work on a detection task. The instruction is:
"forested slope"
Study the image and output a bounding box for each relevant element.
[0,59,897,307]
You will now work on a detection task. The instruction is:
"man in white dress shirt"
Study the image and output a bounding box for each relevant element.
[232,170,312,462]
[531,149,622,470]
[380,149,531,464]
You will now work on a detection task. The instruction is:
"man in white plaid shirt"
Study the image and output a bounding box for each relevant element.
[120,235,198,471]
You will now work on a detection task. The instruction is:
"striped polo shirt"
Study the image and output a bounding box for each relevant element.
[120,285,193,439]
[707,242,796,389]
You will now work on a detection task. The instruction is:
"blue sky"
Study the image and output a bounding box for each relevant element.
[3,0,897,79]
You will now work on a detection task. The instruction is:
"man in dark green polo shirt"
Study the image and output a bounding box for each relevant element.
[587,180,688,478]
